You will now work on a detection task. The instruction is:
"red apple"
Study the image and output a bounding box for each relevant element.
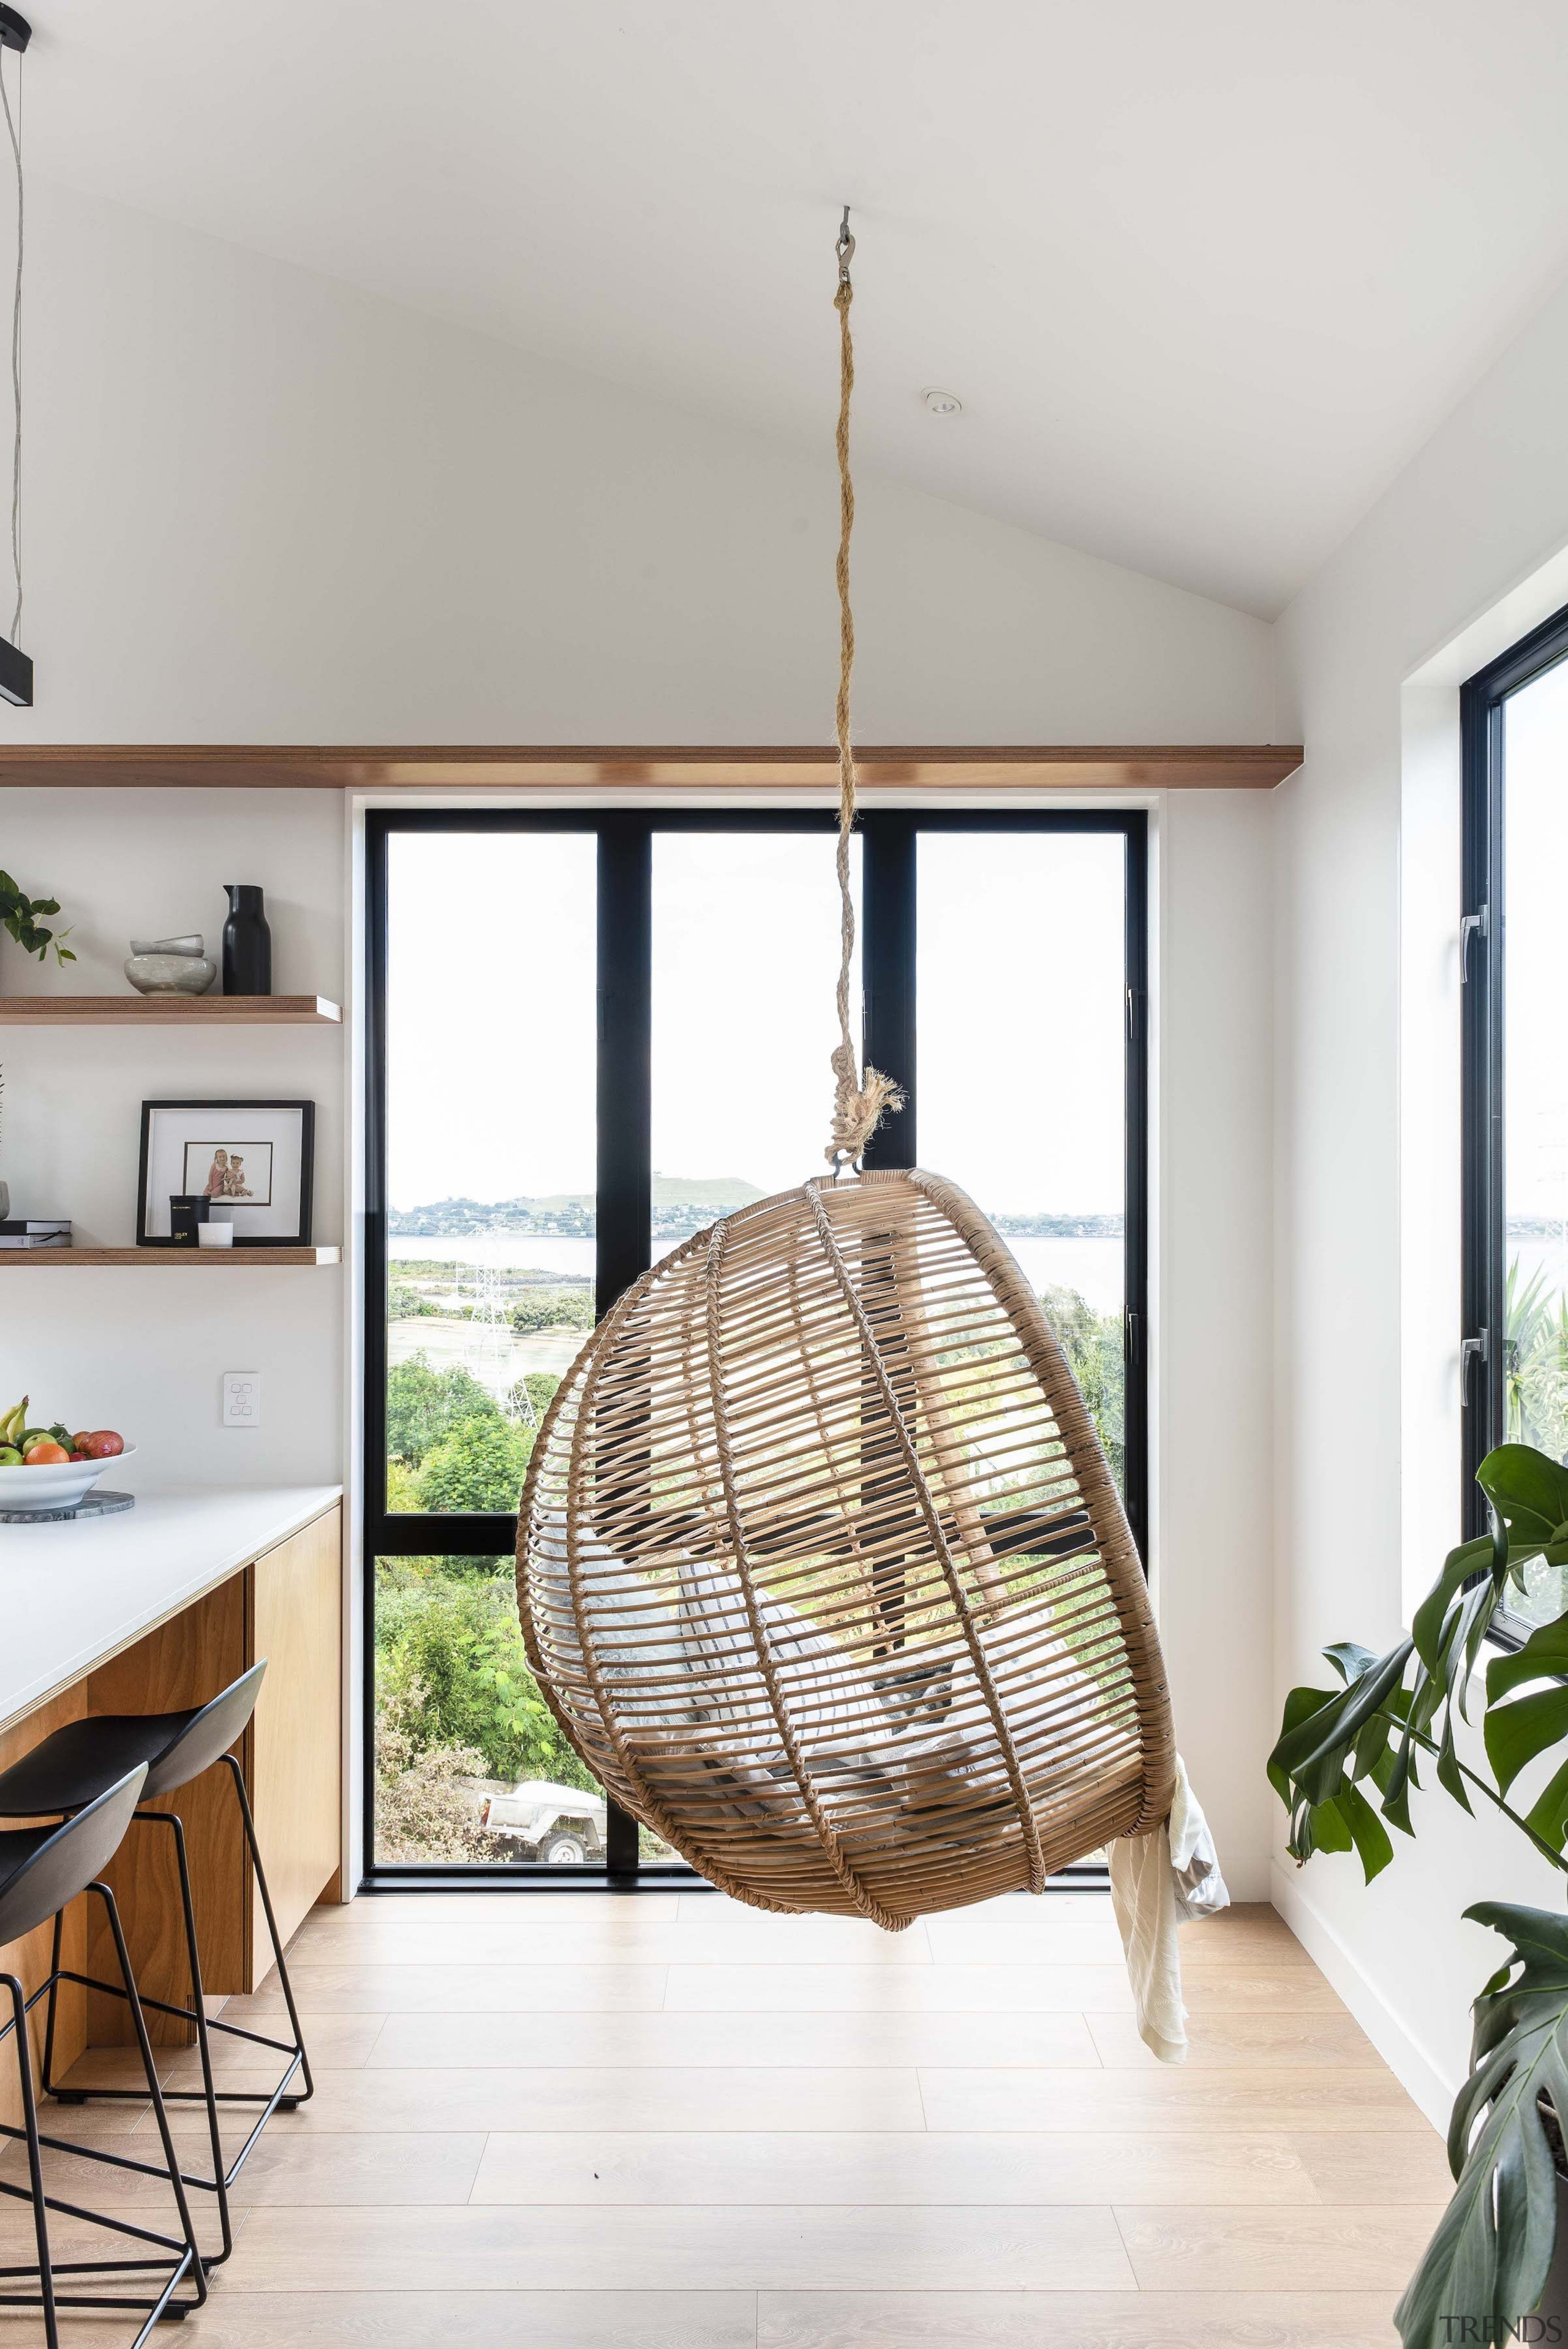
[82,1430,124,1459]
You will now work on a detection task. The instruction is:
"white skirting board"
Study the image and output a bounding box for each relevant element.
[1270,1860,1455,2135]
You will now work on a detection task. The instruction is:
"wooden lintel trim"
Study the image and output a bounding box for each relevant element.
[0,743,1303,791]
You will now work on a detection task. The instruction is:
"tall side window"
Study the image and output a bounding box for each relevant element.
[1463,603,1568,1632]
[365,809,1148,1881]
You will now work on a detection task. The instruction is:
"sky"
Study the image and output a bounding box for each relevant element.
[386,828,1126,1218]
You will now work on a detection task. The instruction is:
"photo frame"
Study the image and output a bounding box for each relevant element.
[137,1100,314,1246]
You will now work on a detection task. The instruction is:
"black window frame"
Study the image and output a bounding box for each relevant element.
[363,804,1150,1887]
[1461,597,1568,1634]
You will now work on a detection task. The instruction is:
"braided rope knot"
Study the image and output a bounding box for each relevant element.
[826,1047,905,1167]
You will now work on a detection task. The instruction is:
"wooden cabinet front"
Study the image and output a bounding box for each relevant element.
[0,1501,343,2073]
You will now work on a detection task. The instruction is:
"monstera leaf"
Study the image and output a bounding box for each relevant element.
[1268,1442,1568,1882]
[1267,1450,1568,2349]
[1477,1447,1568,1574]
[1394,1904,1568,2349]
[1483,1610,1568,1852]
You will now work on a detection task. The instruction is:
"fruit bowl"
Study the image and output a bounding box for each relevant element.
[0,1446,136,1514]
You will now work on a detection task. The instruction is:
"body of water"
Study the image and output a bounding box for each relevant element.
[388,1314,583,1399]
[390,1229,1126,1313]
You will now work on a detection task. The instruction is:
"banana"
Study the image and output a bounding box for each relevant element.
[0,1396,26,1446]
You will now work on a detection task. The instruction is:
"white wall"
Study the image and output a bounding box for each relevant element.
[1155,789,1276,1895]
[1275,266,1568,2119]
[10,178,1278,748]
[0,788,345,1489]
[0,179,1281,1893]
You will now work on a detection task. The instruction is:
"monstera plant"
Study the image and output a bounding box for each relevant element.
[1271,1443,1568,2349]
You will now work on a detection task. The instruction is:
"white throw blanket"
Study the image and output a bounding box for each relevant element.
[1106,1756,1229,2064]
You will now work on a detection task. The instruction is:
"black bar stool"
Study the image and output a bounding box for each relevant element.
[0,1762,205,2345]
[0,1661,314,2271]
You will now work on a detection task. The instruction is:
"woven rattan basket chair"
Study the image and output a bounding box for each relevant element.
[517,1167,1175,1930]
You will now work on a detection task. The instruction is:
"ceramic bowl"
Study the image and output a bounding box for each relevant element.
[125,945,216,996]
[0,1444,136,1514]
[129,935,205,957]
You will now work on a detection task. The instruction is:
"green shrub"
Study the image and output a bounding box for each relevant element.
[508,1371,562,1425]
[415,1415,534,1513]
[389,1284,438,1320]
[509,1288,594,1334]
[375,1560,595,1789]
[373,1675,510,1864]
[1040,1284,1125,1489]
[386,1354,499,1465]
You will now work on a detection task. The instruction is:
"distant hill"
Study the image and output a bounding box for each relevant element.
[387,1175,768,1239]
[653,1174,767,1209]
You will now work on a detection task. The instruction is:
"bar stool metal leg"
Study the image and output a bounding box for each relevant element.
[0,1881,206,2344]
[42,1766,312,2266]
[224,1752,314,2105]
[4,1972,58,2348]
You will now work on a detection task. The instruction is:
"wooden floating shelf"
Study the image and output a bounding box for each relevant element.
[0,995,341,1025]
[0,1247,341,1266]
[0,744,1306,792]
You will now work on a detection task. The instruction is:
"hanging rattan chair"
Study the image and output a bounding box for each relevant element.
[516,1167,1175,1929]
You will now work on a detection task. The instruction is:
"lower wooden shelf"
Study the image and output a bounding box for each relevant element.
[0,1246,341,1265]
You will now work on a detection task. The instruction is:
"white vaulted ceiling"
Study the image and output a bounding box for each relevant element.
[27,0,1568,614]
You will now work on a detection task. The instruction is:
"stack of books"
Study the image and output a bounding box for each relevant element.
[0,1220,71,1251]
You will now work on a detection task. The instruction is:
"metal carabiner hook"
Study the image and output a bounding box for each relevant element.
[836,203,854,284]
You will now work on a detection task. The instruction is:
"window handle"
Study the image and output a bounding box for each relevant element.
[1461,1329,1490,1404]
[1461,904,1489,980]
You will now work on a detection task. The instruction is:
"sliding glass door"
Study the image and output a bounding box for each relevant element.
[364,808,1148,1881]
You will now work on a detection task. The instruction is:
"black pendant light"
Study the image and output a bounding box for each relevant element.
[0,4,31,705]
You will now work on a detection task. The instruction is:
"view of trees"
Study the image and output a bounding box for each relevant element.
[1041,1284,1126,1490]
[1506,1260,1568,1463]
[376,1283,1127,1864]
[509,1288,594,1334]
[375,1352,597,1861]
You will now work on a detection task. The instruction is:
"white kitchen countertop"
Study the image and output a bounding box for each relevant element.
[0,1485,342,1735]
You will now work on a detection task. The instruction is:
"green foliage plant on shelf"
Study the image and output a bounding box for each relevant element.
[1270,1442,1568,2348]
[0,870,74,964]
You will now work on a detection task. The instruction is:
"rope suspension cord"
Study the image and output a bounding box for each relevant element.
[826,205,902,1168]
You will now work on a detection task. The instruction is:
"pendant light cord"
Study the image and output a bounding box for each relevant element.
[0,42,22,649]
[826,206,903,1169]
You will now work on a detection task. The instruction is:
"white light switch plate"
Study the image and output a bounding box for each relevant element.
[222,1370,261,1428]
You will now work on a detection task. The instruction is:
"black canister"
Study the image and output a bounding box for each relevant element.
[169,1193,211,1246]
[222,883,272,995]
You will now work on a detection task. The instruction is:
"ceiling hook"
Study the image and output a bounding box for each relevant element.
[836,203,854,284]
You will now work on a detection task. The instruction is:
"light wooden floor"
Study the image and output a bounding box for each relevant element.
[0,1889,1447,2345]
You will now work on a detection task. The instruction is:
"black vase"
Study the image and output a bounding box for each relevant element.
[222,884,271,996]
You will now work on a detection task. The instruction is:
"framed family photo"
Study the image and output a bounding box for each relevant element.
[137,1099,315,1246]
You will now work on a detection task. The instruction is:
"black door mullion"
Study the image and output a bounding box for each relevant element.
[1122,816,1150,1558]
[595,816,652,1877]
[596,818,653,1318]
[861,813,917,1171]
